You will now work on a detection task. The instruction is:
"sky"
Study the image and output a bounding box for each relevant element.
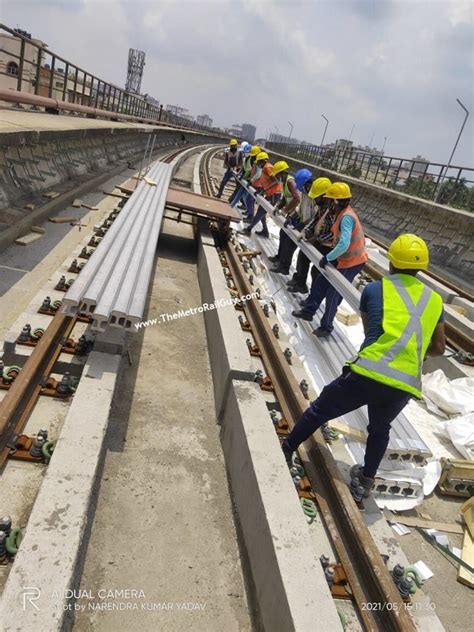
[2,0,473,165]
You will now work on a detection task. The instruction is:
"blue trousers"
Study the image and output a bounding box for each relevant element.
[231,187,248,209]
[286,369,411,478]
[245,191,255,219]
[303,263,365,331]
[248,193,281,233]
[217,169,234,198]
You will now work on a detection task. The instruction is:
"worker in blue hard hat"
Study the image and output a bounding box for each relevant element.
[216,139,243,199]
[282,234,445,501]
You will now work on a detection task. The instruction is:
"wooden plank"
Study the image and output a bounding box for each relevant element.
[43,191,60,199]
[81,203,99,211]
[458,528,474,587]
[329,419,367,443]
[48,216,79,223]
[30,226,45,234]
[15,232,43,246]
[383,509,464,534]
[72,199,82,208]
[461,497,474,539]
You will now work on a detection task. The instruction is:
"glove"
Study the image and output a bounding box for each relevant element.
[319,255,329,269]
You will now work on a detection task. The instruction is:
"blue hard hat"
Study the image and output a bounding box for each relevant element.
[242,143,252,154]
[294,168,313,191]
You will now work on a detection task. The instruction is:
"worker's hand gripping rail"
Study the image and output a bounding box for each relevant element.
[234,175,361,311]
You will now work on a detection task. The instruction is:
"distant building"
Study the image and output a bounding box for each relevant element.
[268,132,302,145]
[166,104,189,117]
[335,138,353,152]
[403,155,429,178]
[0,29,46,95]
[197,114,213,127]
[241,123,256,142]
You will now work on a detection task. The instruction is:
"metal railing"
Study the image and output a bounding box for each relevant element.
[0,23,220,135]
[266,140,474,212]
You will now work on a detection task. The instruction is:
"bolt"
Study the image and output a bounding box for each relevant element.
[0,361,3,378]
[29,436,45,458]
[242,260,249,272]
[41,296,51,311]
[0,516,12,536]
[249,274,254,285]
[0,531,6,561]
[18,324,31,342]
[324,566,335,588]
[269,410,279,424]
[293,475,301,487]
[272,324,279,338]
[284,348,292,364]
[398,576,414,598]
[254,370,263,384]
[320,554,330,569]
[37,429,48,442]
[263,303,270,317]
[56,372,72,395]
[76,335,89,354]
[246,338,253,352]
[299,379,309,399]
[391,564,405,586]
[255,288,261,299]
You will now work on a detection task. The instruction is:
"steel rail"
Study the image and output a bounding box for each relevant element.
[224,242,416,632]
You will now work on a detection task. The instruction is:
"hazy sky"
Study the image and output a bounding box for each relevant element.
[3,0,473,164]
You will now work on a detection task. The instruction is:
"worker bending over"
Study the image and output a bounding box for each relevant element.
[268,161,301,274]
[243,152,282,238]
[292,182,367,337]
[283,234,445,499]
[285,176,334,294]
[229,142,252,208]
[242,145,261,220]
[216,139,242,199]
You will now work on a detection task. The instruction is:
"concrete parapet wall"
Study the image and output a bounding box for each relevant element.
[268,149,474,280]
[0,124,223,232]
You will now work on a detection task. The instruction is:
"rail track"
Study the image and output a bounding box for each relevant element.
[200,146,419,631]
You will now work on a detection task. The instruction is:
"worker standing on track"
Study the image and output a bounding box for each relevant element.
[282,234,446,500]
[230,142,252,209]
[287,176,334,294]
[243,152,282,238]
[292,182,368,337]
[242,145,261,221]
[216,139,242,198]
[267,161,301,275]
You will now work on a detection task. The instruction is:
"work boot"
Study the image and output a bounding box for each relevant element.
[349,464,375,499]
[256,230,269,238]
[239,227,251,235]
[268,254,279,263]
[313,326,331,338]
[288,284,309,294]
[281,439,294,466]
[299,299,308,307]
[243,217,253,224]
[291,309,313,321]
[270,265,290,275]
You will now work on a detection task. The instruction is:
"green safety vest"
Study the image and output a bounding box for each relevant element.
[243,156,252,178]
[283,175,295,203]
[350,274,443,399]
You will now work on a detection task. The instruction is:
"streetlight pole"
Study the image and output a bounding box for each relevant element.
[288,120,294,140]
[435,98,470,202]
[348,124,355,141]
[368,131,375,149]
[320,114,329,147]
[381,136,387,154]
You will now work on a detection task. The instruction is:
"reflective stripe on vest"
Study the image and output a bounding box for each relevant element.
[331,206,368,269]
[283,175,295,202]
[351,275,443,398]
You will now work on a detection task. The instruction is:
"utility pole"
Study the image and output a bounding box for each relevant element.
[348,124,355,141]
[381,136,387,154]
[320,114,329,147]
[288,121,294,140]
[435,98,470,202]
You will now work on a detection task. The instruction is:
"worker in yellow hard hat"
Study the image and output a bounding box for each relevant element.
[240,145,262,220]
[282,233,445,500]
[266,161,301,274]
[243,151,282,238]
[286,176,335,294]
[216,139,243,198]
[292,181,368,336]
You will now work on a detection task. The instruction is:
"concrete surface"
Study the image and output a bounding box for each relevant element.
[197,230,257,418]
[220,379,343,632]
[72,218,251,632]
[0,350,121,631]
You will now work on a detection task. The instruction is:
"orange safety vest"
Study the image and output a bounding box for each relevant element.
[331,206,368,269]
[253,162,282,197]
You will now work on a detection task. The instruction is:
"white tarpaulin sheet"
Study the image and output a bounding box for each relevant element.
[423,369,474,416]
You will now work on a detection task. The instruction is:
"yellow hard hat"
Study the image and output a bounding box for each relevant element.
[308,177,332,199]
[387,234,429,270]
[256,151,269,161]
[249,145,261,157]
[229,138,238,146]
[324,182,352,199]
[271,160,289,176]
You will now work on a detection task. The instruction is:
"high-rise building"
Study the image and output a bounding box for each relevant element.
[125,49,145,95]
[197,114,213,128]
[241,123,256,142]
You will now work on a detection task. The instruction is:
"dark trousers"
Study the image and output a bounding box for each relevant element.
[277,230,298,271]
[228,182,241,205]
[217,169,234,198]
[291,243,332,285]
[303,262,365,331]
[286,369,411,478]
[248,193,281,233]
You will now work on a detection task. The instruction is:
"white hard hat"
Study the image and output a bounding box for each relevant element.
[240,141,247,149]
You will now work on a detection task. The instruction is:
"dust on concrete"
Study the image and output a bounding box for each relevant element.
[73,217,252,632]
